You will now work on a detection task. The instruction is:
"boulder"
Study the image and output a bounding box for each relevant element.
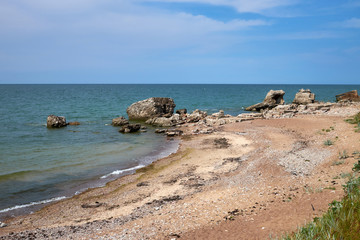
[112,116,129,126]
[68,121,80,126]
[212,110,225,118]
[336,90,360,102]
[293,89,315,105]
[119,124,141,133]
[176,109,187,115]
[146,114,183,127]
[246,90,285,111]
[47,115,67,128]
[187,109,207,123]
[127,97,176,120]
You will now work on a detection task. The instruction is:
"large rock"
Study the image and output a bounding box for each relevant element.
[127,97,176,121]
[119,124,141,133]
[112,116,129,126]
[336,90,360,102]
[246,90,285,111]
[293,89,315,105]
[146,114,184,127]
[47,115,67,128]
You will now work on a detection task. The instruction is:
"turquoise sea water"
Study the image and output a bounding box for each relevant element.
[0,84,359,219]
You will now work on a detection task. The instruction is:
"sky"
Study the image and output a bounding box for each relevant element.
[0,0,359,84]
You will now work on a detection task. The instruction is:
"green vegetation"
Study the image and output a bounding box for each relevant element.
[324,139,333,146]
[279,163,360,240]
[338,150,349,159]
[345,112,360,132]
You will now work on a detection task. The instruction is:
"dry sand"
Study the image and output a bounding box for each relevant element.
[1,107,360,239]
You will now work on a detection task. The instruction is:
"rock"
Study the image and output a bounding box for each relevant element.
[119,124,141,133]
[68,121,80,126]
[155,129,167,134]
[127,97,176,120]
[112,116,129,126]
[336,90,360,102]
[212,110,225,118]
[165,129,183,137]
[0,222,7,228]
[246,90,285,111]
[187,109,207,123]
[146,114,184,127]
[47,115,67,128]
[293,89,315,105]
[176,109,187,115]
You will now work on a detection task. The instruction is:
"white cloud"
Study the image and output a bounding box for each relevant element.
[337,18,360,28]
[139,0,298,13]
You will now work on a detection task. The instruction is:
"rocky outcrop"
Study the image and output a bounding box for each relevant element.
[112,116,129,126]
[47,115,67,128]
[127,97,176,120]
[336,90,360,102]
[293,89,315,105]
[119,124,141,133]
[155,128,183,136]
[187,109,207,123]
[176,109,187,115]
[146,114,183,127]
[246,90,285,111]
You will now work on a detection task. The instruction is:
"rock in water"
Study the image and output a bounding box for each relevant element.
[119,124,141,133]
[127,97,176,121]
[246,90,285,111]
[47,115,67,128]
[112,116,129,126]
[336,90,360,102]
[293,89,315,105]
[68,121,80,126]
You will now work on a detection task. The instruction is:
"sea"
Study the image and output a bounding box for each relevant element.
[0,84,359,220]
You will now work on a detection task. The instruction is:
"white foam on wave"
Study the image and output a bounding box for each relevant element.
[100,164,145,179]
[0,196,67,214]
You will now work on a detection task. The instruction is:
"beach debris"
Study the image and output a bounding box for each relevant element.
[46,115,67,128]
[111,116,129,126]
[81,201,103,208]
[0,221,7,228]
[136,181,150,187]
[169,233,181,239]
[119,124,141,133]
[293,89,315,105]
[68,121,80,125]
[336,90,360,102]
[127,97,176,120]
[224,209,240,221]
[246,90,285,111]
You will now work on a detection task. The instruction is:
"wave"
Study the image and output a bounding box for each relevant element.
[100,164,145,179]
[0,196,67,214]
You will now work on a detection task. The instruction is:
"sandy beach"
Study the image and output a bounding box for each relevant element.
[1,104,360,239]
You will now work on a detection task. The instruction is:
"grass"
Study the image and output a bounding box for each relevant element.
[278,163,360,240]
[338,150,349,159]
[324,139,333,146]
[345,112,360,133]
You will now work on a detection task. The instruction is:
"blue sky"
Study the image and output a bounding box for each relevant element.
[0,0,359,84]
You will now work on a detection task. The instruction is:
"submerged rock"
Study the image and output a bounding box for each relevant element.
[127,97,176,120]
[336,90,360,102]
[68,121,80,126]
[119,124,141,133]
[246,90,285,111]
[293,89,315,105]
[47,115,67,128]
[112,116,129,126]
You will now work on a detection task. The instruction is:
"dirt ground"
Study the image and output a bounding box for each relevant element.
[1,111,360,239]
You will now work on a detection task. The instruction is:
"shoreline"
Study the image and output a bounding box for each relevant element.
[1,103,360,239]
[0,137,180,222]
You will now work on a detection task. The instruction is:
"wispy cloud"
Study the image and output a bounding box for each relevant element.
[333,18,360,28]
[140,0,298,13]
